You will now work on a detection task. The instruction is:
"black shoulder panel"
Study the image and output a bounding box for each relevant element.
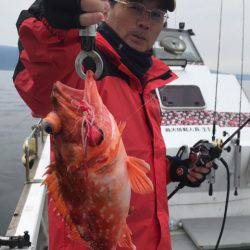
[160,70,173,81]
[145,69,173,85]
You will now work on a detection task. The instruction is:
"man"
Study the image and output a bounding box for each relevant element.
[14,0,211,249]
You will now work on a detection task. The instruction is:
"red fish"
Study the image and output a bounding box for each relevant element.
[42,71,154,250]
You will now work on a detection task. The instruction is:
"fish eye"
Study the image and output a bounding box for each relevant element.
[42,112,62,134]
[43,122,53,134]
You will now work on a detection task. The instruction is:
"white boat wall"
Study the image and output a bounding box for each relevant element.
[1,25,250,250]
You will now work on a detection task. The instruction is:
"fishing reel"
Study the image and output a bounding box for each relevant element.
[189,140,222,168]
[169,140,222,191]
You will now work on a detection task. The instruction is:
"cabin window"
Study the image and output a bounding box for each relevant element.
[157,85,206,110]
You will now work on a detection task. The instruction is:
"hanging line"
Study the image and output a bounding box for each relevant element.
[237,0,246,144]
[212,0,224,141]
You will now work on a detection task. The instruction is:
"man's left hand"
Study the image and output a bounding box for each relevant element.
[186,161,213,187]
[169,157,214,187]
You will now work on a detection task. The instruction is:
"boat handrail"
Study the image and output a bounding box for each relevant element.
[22,120,47,182]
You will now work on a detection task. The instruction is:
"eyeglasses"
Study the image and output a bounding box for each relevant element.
[113,0,167,23]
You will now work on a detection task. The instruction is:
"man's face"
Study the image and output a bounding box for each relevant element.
[106,0,165,52]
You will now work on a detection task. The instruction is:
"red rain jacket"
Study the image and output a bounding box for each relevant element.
[14,14,177,250]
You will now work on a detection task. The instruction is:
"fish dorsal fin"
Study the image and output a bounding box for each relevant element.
[126,156,154,194]
[118,223,136,249]
[43,165,81,240]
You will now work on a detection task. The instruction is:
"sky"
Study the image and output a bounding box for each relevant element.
[0,0,249,75]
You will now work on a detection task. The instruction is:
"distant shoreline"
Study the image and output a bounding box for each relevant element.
[210,70,250,81]
[1,45,250,81]
[236,75,250,81]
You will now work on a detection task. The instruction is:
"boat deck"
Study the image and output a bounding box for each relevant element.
[171,216,250,250]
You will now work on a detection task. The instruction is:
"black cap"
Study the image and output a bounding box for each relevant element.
[164,0,176,12]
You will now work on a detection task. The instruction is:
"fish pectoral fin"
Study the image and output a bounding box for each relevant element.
[126,156,154,194]
[117,121,126,135]
[118,223,134,249]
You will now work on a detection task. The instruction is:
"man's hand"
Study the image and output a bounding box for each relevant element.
[42,0,110,29]
[79,0,110,26]
[187,161,213,185]
[169,157,214,187]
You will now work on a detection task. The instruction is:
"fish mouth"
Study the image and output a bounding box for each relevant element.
[52,82,85,105]
[52,82,89,112]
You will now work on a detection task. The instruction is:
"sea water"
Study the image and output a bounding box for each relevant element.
[0,70,36,235]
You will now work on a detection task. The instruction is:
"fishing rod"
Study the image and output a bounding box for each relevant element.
[233,0,246,198]
[206,0,224,200]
